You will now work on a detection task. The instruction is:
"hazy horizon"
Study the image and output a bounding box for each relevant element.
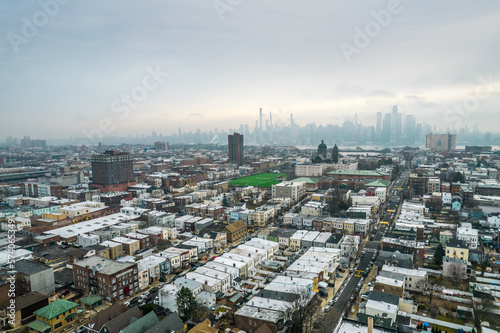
[1,1,500,141]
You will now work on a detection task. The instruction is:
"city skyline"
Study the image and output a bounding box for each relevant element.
[3,105,494,147]
[1,1,500,140]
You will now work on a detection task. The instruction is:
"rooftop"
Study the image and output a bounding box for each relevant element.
[15,259,52,275]
[235,305,283,323]
[328,170,390,176]
[34,299,78,320]
[73,256,136,275]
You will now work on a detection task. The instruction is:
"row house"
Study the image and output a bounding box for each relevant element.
[112,237,140,255]
[198,230,227,249]
[125,232,151,250]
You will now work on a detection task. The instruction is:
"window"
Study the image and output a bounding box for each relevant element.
[55,322,62,329]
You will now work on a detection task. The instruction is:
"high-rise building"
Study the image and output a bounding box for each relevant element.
[426,133,457,152]
[391,105,399,144]
[259,108,263,130]
[154,141,168,151]
[376,112,382,139]
[405,115,416,144]
[91,150,135,192]
[228,133,244,165]
[383,113,392,144]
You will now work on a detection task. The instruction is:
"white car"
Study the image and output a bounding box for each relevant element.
[324,305,331,311]
[124,301,130,307]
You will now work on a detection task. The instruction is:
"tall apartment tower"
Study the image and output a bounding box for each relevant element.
[91,150,135,192]
[154,141,168,151]
[426,133,457,152]
[228,133,244,166]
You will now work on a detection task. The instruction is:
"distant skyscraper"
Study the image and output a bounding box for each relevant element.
[290,114,294,127]
[269,112,273,127]
[91,150,135,192]
[391,105,398,144]
[405,115,416,144]
[259,108,263,130]
[228,133,244,165]
[383,113,392,144]
[376,112,382,138]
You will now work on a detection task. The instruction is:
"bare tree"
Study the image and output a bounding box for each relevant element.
[472,297,494,329]
[290,288,316,333]
[416,280,441,307]
[477,251,489,277]
[194,305,211,323]
[425,197,442,212]
[156,239,173,252]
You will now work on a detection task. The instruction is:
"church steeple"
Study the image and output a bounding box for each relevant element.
[332,144,339,163]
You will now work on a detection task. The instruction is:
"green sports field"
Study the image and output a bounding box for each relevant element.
[229,173,287,187]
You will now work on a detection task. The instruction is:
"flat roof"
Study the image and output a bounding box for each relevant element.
[235,305,283,323]
[313,232,332,243]
[185,272,221,287]
[302,231,320,242]
[112,237,139,245]
[194,267,230,281]
[73,256,136,275]
[42,213,133,239]
[381,265,427,277]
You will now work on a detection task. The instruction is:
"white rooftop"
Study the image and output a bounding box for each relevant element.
[43,213,133,239]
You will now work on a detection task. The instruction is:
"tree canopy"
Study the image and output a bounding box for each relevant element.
[176,286,198,321]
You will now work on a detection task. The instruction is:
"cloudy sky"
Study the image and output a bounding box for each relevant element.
[1,0,499,141]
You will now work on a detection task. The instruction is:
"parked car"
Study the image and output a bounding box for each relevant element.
[324,305,331,311]
[149,287,158,294]
[318,291,328,297]
[124,301,130,307]
[335,273,343,278]
[337,267,345,273]
[328,300,335,306]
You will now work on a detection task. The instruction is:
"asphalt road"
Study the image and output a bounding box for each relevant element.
[322,170,409,328]
[324,252,373,327]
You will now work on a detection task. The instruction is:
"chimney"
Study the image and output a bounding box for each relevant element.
[368,317,373,333]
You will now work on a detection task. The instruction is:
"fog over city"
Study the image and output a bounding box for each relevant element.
[1,1,500,141]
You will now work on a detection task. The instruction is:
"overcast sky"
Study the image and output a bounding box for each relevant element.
[1,0,499,140]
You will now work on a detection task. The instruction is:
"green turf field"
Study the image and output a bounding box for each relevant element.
[229,173,287,187]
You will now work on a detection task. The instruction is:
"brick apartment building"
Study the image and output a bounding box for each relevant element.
[73,256,139,303]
